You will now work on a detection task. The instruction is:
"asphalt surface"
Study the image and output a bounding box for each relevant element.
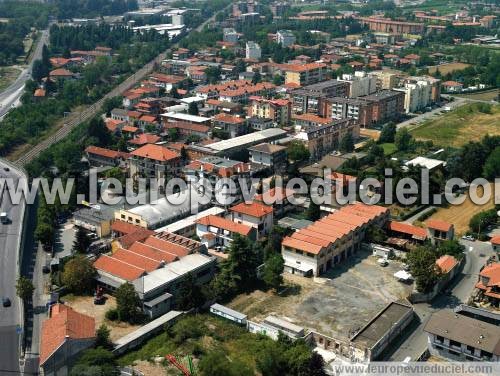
[0,161,26,375]
[386,239,495,361]
[0,30,50,120]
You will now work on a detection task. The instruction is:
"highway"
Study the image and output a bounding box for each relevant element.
[0,29,50,120]
[0,161,26,375]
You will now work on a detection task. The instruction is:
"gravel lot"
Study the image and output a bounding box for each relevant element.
[229,249,412,340]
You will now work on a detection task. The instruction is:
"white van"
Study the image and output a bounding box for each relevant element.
[0,212,8,224]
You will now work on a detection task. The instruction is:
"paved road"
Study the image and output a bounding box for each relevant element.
[396,98,469,130]
[0,161,26,375]
[0,29,50,120]
[386,239,495,361]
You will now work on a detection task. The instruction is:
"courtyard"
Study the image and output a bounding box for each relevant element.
[228,249,413,340]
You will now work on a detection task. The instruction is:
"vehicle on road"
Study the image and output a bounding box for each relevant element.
[461,235,475,241]
[2,297,11,307]
[42,265,50,274]
[0,212,8,224]
[3,167,9,171]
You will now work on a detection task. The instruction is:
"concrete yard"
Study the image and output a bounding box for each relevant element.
[228,249,412,340]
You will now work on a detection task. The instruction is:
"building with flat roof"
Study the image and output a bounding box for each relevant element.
[291,80,349,115]
[161,112,211,125]
[424,309,500,361]
[351,301,414,361]
[154,206,225,238]
[284,62,327,86]
[210,303,247,324]
[276,30,296,47]
[248,142,287,173]
[246,41,262,60]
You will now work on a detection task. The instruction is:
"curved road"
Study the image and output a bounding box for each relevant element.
[0,29,50,120]
[0,161,26,375]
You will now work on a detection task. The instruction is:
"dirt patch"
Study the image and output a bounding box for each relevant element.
[456,89,499,102]
[63,295,140,342]
[360,128,381,141]
[427,184,495,235]
[0,66,21,92]
[228,250,412,340]
[427,62,471,75]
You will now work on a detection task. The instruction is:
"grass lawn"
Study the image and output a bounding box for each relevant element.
[117,314,279,374]
[410,103,500,147]
[380,143,397,156]
[456,89,499,102]
[427,62,471,75]
[0,66,21,92]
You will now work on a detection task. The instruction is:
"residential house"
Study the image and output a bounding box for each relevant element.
[85,146,129,167]
[195,215,256,250]
[229,202,274,239]
[247,96,292,126]
[475,262,500,307]
[442,81,464,93]
[39,304,95,376]
[212,113,248,138]
[248,143,287,173]
[426,219,454,244]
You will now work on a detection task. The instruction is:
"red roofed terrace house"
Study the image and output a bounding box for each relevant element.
[129,144,182,182]
[94,228,216,318]
[281,203,389,276]
[85,146,130,168]
[426,219,455,244]
[247,96,292,126]
[39,304,96,376]
[195,215,257,250]
[230,201,274,240]
[475,262,500,307]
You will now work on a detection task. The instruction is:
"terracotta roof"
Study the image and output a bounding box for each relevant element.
[388,221,428,239]
[490,236,500,245]
[128,241,179,263]
[139,115,157,123]
[282,237,323,255]
[249,142,287,154]
[143,236,191,257]
[213,113,245,124]
[196,215,253,236]
[478,263,500,288]
[117,228,155,249]
[40,304,95,366]
[426,219,453,232]
[113,248,162,272]
[94,254,146,281]
[129,133,161,145]
[283,62,326,72]
[150,73,185,84]
[442,81,463,87]
[105,118,125,132]
[122,125,139,133]
[111,220,144,235]
[85,146,120,159]
[50,57,70,67]
[164,121,210,134]
[230,202,274,218]
[436,255,458,274]
[293,113,332,125]
[49,68,73,77]
[404,54,420,60]
[34,88,46,97]
[130,144,180,162]
[255,187,295,203]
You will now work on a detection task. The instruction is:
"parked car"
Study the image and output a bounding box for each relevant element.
[42,265,50,274]
[2,297,11,307]
[378,258,388,267]
[461,235,475,241]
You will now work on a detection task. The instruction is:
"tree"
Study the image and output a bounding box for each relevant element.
[175,272,205,310]
[102,96,122,116]
[115,282,141,323]
[188,101,199,115]
[469,208,497,234]
[199,350,253,376]
[339,132,354,153]
[180,146,188,161]
[71,348,119,376]
[73,227,91,253]
[170,87,180,98]
[438,240,465,260]
[263,253,284,291]
[61,255,96,294]
[287,141,310,162]
[406,245,440,293]
[378,122,396,143]
[483,146,500,180]
[168,127,179,141]
[395,128,412,152]
[87,117,112,147]
[35,222,55,250]
[252,71,262,84]
[306,197,321,221]
[16,276,34,302]
[32,59,48,82]
[95,324,112,349]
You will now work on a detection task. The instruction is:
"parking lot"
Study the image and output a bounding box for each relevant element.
[228,249,413,340]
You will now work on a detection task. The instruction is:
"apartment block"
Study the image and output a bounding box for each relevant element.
[291,80,349,114]
[321,97,374,128]
[230,202,274,239]
[369,70,400,90]
[338,71,377,98]
[246,41,262,60]
[247,96,292,126]
[212,113,248,138]
[284,62,328,86]
[129,144,181,181]
[276,29,296,47]
[362,90,405,123]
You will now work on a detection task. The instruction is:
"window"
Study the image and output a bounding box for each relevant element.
[466,345,475,353]
[450,340,461,348]
[436,335,444,343]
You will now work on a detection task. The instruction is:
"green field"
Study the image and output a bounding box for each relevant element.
[380,143,397,156]
[410,103,500,147]
[0,66,20,92]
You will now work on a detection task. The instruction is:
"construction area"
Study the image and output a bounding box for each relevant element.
[228,248,413,341]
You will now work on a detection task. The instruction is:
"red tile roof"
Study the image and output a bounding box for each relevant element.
[143,236,191,257]
[436,255,458,274]
[129,133,161,145]
[230,202,274,218]
[112,248,162,272]
[490,236,500,245]
[213,113,245,124]
[164,121,210,134]
[49,68,73,77]
[196,215,253,236]
[293,113,332,125]
[128,241,179,263]
[388,221,428,239]
[94,254,146,281]
[40,304,95,366]
[426,219,453,233]
[255,187,295,203]
[85,146,121,159]
[34,88,46,97]
[283,62,327,72]
[130,144,180,162]
[111,220,144,235]
[117,228,155,249]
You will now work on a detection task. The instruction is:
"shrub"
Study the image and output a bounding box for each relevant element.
[105,308,118,321]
